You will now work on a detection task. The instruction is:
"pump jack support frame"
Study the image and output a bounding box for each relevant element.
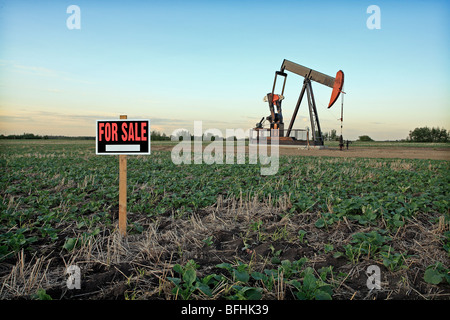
[286,78,323,145]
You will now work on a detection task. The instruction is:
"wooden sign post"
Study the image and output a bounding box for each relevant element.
[119,115,127,236]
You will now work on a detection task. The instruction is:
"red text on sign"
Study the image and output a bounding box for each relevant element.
[98,122,118,142]
[121,122,147,142]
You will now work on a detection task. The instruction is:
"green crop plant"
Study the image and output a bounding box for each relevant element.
[423,262,450,285]
[226,286,263,300]
[315,212,338,229]
[216,262,251,283]
[251,269,275,292]
[202,236,214,247]
[270,225,289,242]
[32,288,52,300]
[297,230,307,244]
[339,230,393,264]
[380,251,410,272]
[288,267,333,300]
[443,231,450,255]
[251,258,310,295]
[269,245,283,264]
[168,260,215,299]
[324,243,334,254]
[215,262,265,300]
[249,220,266,242]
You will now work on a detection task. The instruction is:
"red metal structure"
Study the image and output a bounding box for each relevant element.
[328,70,344,109]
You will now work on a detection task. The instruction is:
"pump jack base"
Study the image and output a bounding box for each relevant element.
[250,136,325,148]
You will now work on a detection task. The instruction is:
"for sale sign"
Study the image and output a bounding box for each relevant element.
[96,119,150,155]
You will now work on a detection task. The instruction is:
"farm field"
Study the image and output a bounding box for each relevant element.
[0,140,449,300]
[149,141,450,161]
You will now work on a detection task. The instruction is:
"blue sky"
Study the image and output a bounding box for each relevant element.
[0,0,449,140]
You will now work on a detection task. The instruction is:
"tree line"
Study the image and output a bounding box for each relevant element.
[354,127,448,143]
[407,126,449,143]
[0,133,95,140]
[0,131,171,141]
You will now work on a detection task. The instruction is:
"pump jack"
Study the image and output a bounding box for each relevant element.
[253,59,344,146]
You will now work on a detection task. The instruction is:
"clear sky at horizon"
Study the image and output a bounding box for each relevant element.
[0,0,449,140]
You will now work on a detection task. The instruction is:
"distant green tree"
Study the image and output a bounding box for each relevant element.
[171,129,192,141]
[358,135,374,142]
[330,129,337,141]
[408,126,448,142]
[0,133,95,140]
[151,130,170,141]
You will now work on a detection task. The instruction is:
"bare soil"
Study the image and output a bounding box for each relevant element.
[151,144,450,160]
[278,146,450,160]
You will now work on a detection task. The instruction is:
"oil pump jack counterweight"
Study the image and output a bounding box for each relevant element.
[263,93,284,132]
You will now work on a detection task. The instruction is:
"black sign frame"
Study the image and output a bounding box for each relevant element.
[96,119,150,155]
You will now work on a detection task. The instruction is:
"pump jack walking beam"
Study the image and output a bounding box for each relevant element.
[281,59,336,88]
